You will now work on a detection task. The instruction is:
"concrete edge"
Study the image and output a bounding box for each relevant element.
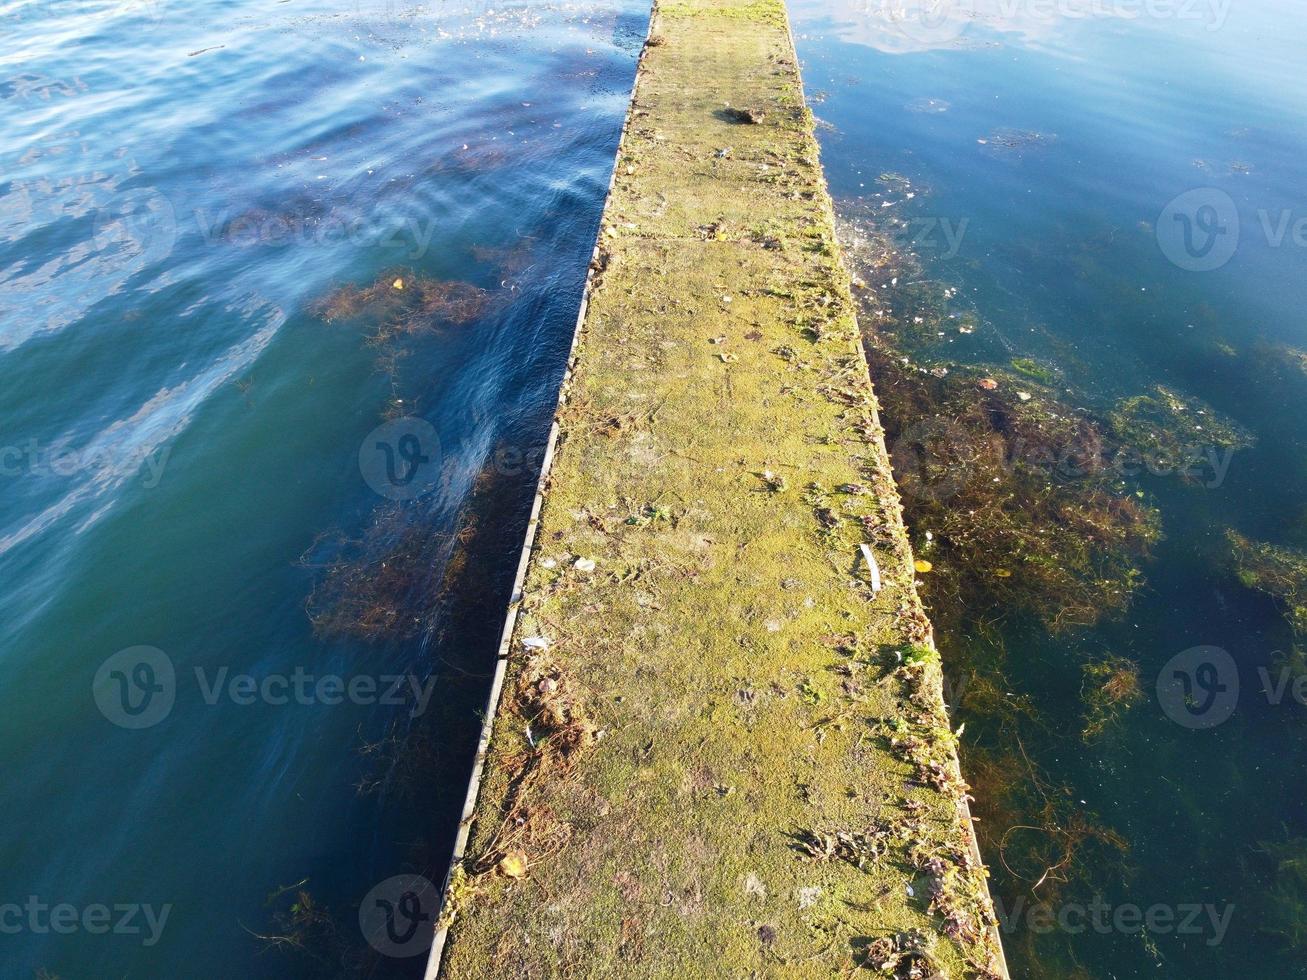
[772,7,1010,977]
[420,17,657,980]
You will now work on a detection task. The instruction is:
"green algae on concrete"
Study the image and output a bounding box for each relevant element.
[430,1,1006,976]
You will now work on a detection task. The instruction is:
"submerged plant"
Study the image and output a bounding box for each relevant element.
[937,637,1132,913]
[355,720,441,800]
[1255,832,1307,949]
[833,211,1161,975]
[1010,357,1057,384]
[300,502,455,643]
[1080,655,1143,740]
[862,344,1161,634]
[249,881,345,968]
[978,128,1057,155]
[1251,342,1307,385]
[1227,530,1307,638]
[833,202,1174,634]
[1108,385,1254,476]
[313,268,490,337]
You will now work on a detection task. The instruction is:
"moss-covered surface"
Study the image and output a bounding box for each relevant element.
[435,1,1004,977]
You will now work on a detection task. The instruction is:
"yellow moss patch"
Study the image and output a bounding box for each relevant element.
[436,1,1005,977]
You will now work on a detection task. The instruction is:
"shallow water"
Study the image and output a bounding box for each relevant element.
[0,0,645,974]
[791,0,1307,976]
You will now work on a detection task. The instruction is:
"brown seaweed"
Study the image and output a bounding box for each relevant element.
[866,344,1161,634]
[313,268,490,337]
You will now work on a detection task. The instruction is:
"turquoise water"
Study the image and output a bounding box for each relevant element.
[791,1,1307,976]
[0,0,645,975]
[8,0,1307,975]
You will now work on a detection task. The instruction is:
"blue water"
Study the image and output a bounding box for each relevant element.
[791,1,1307,976]
[0,1,645,975]
[9,0,1307,975]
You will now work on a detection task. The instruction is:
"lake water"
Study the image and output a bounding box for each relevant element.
[0,0,645,975]
[7,0,1307,976]
[790,0,1307,976]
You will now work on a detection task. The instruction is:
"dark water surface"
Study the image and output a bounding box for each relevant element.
[0,0,645,975]
[792,1,1307,977]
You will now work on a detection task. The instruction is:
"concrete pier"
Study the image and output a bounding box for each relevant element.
[427,1,1006,976]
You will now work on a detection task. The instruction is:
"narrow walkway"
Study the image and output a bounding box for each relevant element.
[430,1,1006,976]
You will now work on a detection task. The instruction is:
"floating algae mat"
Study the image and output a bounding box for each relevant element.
[432,1,1006,976]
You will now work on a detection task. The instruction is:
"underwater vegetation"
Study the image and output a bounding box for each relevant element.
[1228,531,1307,638]
[832,171,1307,973]
[299,501,456,643]
[314,268,491,338]
[976,128,1057,159]
[252,245,548,968]
[834,177,1307,974]
[1249,340,1307,373]
[262,443,547,970]
[835,192,1267,639]
[957,685,1136,977]
[1227,530,1307,645]
[832,203,1221,973]
[1109,386,1255,475]
[251,881,355,971]
[1254,832,1307,950]
[298,244,538,645]
[1079,655,1143,741]
[1009,357,1058,384]
[862,342,1162,634]
[928,642,1135,901]
[1273,344,1307,378]
[470,238,539,291]
[310,257,519,419]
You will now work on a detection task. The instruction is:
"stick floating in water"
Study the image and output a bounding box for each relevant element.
[860,544,883,593]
